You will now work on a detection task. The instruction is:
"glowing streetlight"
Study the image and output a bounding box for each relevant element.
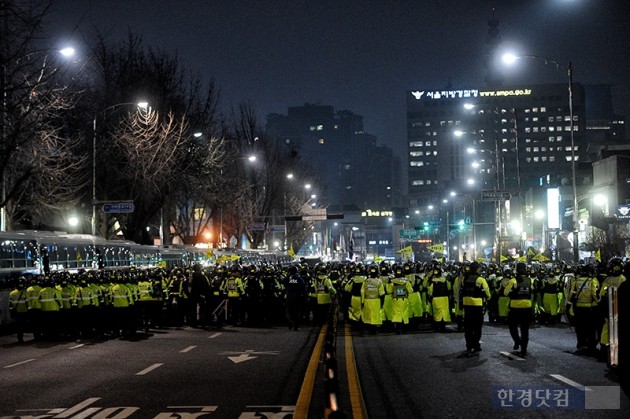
[503,51,578,262]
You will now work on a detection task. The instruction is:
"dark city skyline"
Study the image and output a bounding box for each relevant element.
[49,0,630,162]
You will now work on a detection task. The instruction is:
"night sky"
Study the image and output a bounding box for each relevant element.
[48,0,630,162]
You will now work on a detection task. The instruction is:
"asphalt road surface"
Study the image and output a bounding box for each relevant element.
[1,318,628,418]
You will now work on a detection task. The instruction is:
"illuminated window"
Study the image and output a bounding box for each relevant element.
[541,156,547,162]
[533,147,539,152]
[525,108,531,113]
[427,180,432,185]
[541,147,547,152]
[564,115,571,121]
[533,107,539,112]
[533,157,539,162]
[433,141,437,146]
[525,127,531,133]
[194,208,205,221]
[410,161,424,167]
[540,107,546,112]
[433,151,438,156]
[533,117,539,122]
[410,141,423,147]
[556,116,563,122]
[425,141,431,146]
[526,157,532,162]
[550,156,555,162]
[317,125,323,131]
[410,151,424,157]
[413,180,425,185]
[557,136,563,142]
[549,136,555,142]
[548,117,554,122]
[319,138,325,144]
[526,147,531,153]
[541,127,547,132]
[533,127,539,133]
[565,156,572,161]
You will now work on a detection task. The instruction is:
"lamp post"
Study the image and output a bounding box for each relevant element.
[91,102,148,236]
[503,53,578,263]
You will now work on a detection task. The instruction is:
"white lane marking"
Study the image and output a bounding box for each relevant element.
[499,351,526,361]
[3,358,36,369]
[135,363,164,376]
[69,343,85,350]
[208,332,222,339]
[180,345,197,353]
[550,374,592,391]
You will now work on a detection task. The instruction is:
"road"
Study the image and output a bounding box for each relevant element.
[1,318,628,418]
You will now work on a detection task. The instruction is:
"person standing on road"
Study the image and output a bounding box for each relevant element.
[568,264,600,355]
[361,264,385,333]
[283,264,307,330]
[461,261,491,356]
[427,265,452,332]
[504,262,533,357]
[9,277,29,343]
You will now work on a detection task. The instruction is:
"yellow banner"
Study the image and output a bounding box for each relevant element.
[397,245,413,254]
[427,243,444,253]
[595,248,601,262]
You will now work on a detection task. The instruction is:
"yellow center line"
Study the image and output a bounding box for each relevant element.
[294,324,328,419]
[345,323,368,419]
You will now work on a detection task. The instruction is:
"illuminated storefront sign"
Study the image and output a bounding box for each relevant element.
[411,88,532,100]
[361,209,394,217]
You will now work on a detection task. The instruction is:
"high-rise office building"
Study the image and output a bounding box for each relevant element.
[406,83,586,209]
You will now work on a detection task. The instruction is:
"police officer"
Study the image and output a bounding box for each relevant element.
[568,264,599,355]
[283,264,307,330]
[505,262,533,357]
[9,277,29,343]
[388,264,413,334]
[428,265,452,332]
[362,264,385,333]
[314,263,336,325]
[461,261,491,356]
[345,264,367,327]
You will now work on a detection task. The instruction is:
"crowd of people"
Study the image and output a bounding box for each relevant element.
[5,256,627,365]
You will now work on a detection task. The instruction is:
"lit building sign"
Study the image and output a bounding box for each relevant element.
[361,209,394,217]
[547,188,560,229]
[411,88,532,100]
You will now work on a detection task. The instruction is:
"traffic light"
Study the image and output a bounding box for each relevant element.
[458,219,465,230]
[423,221,429,231]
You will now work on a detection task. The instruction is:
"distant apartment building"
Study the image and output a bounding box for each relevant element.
[267,103,402,211]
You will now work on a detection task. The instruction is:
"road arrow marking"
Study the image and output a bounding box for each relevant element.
[228,353,258,364]
[220,349,280,364]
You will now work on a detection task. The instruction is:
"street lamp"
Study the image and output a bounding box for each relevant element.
[503,52,578,263]
[91,101,148,236]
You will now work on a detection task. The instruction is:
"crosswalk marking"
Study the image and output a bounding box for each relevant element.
[180,346,197,353]
[209,332,222,339]
[499,351,526,361]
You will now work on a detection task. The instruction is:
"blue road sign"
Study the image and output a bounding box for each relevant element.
[102,202,135,214]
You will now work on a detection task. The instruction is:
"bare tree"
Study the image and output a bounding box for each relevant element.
[1,0,87,229]
[87,31,224,242]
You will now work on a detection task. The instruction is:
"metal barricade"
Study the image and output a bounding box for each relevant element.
[609,286,619,367]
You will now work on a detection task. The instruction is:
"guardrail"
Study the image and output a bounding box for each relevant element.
[322,300,346,418]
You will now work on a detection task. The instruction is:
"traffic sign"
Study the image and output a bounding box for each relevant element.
[464,216,472,225]
[480,191,511,201]
[102,202,134,213]
[400,229,422,239]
